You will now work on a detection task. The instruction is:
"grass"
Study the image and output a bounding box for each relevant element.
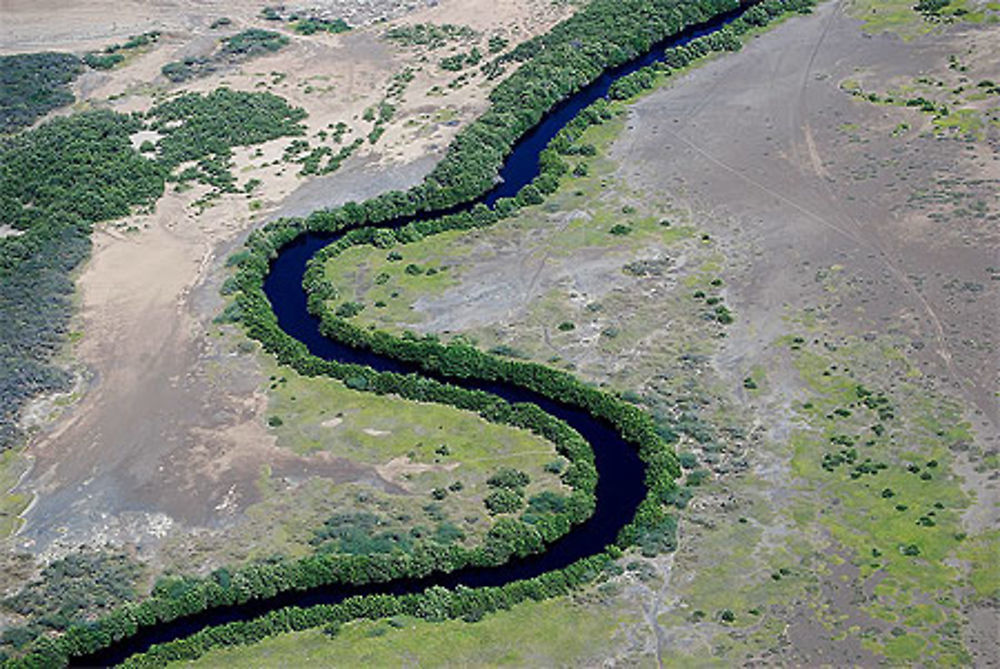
[182,596,627,667]
[933,108,987,138]
[0,449,31,538]
[847,0,935,38]
[955,530,1000,600]
[263,358,568,533]
[266,359,563,474]
[784,336,978,664]
[846,0,1000,37]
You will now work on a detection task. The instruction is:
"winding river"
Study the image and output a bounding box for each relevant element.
[78,5,749,665]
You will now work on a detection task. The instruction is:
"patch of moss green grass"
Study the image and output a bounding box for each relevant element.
[182,596,629,668]
[262,356,568,535]
[785,333,981,664]
[0,449,30,538]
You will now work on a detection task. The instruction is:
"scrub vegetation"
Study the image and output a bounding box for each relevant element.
[384,23,479,49]
[0,53,82,133]
[82,31,161,70]
[161,30,290,83]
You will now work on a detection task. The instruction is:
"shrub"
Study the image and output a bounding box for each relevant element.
[487,468,530,489]
[485,489,524,515]
[678,452,698,469]
[335,301,365,318]
[0,52,82,132]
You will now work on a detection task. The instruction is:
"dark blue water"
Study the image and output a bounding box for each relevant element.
[76,5,749,665]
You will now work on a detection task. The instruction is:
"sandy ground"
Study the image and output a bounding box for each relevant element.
[3,0,571,560]
[0,0,429,54]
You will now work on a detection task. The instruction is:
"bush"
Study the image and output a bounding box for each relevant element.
[83,52,124,70]
[485,488,524,515]
[223,29,289,55]
[527,491,568,514]
[335,301,365,318]
[486,468,530,489]
[677,452,698,469]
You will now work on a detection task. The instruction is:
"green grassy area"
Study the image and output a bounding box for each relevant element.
[266,358,565,477]
[262,357,568,537]
[847,0,1000,37]
[0,449,30,538]
[184,596,628,667]
[782,334,980,664]
[933,108,987,138]
[847,0,936,38]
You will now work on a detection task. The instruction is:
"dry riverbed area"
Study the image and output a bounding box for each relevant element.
[0,0,997,665]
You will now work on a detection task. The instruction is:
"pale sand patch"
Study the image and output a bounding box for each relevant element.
[375,455,459,487]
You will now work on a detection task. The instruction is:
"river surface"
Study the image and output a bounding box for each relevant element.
[78,5,749,665]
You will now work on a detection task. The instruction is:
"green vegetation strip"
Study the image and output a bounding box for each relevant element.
[162,30,290,83]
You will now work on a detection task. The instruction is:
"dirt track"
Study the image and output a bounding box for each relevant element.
[614,0,998,434]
